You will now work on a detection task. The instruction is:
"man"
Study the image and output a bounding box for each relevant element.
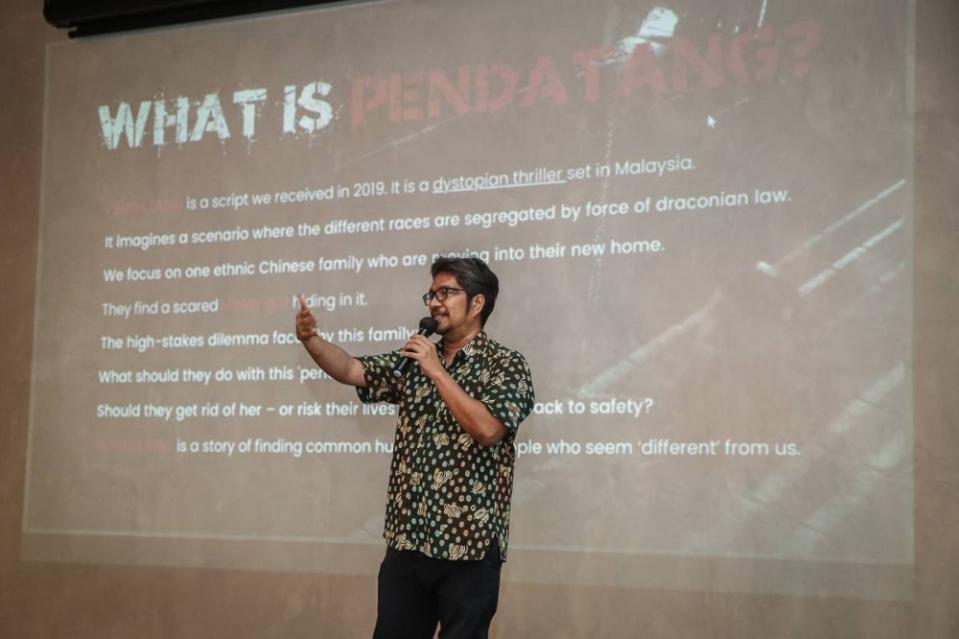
[295,256,534,639]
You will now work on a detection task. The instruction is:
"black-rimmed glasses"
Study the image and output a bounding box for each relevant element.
[423,286,465,305]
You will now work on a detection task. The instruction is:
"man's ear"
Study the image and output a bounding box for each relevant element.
[470,293,486,319]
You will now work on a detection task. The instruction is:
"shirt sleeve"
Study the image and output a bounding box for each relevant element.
[355,351,405,405]
[479,350,535,435]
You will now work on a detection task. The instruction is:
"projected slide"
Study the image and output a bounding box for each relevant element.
[25,0,912,597]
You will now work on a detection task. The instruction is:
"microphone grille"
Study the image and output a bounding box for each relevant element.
[419,317,439,335]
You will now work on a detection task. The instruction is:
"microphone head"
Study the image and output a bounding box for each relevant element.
[419,317,439,336]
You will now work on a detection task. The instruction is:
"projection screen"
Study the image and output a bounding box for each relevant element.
[24,0,913,600]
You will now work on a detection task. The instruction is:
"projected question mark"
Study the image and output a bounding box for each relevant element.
[784,20,823,79]
[644,398,654,413]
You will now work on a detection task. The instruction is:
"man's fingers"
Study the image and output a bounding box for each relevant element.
[297,295,316,322]
[401,341,424,355]
[295,294,319,343]
[401,335,435,357]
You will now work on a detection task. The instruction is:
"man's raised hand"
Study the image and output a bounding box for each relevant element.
[295,294,319,342]
[400,334,443,380]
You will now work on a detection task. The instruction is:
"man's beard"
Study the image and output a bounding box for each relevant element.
[432,313,450,335]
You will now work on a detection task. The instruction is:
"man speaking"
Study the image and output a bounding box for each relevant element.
[295,256,535,638]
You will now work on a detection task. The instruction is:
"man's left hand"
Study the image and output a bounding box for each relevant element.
[400,335,444,379]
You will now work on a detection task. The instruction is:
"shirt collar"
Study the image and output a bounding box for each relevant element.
[438,329,488,361]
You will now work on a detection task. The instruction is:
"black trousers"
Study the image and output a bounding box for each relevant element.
[372,542,502,639]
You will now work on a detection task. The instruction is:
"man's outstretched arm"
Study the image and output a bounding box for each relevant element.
[296,294,367,387]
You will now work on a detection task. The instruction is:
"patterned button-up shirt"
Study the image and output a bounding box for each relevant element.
[356,330,534,561]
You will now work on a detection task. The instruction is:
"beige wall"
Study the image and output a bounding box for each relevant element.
[1,1,957,637]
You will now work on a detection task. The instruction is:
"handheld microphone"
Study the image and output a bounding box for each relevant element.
[392,317,439,378]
